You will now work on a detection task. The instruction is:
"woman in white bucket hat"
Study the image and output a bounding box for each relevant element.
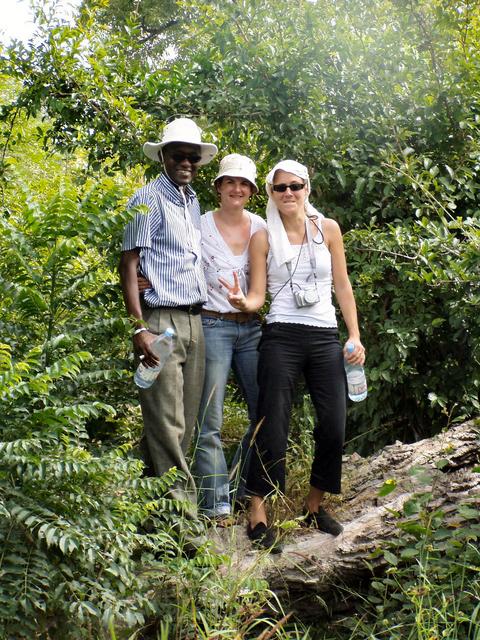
[191,153,266,525]
[138,152,265,525]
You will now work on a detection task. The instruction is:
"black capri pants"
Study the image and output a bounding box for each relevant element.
[246,323,346,498]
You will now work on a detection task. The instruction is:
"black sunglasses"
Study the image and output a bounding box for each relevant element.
[169,151,202,164]
[272,182,305,192]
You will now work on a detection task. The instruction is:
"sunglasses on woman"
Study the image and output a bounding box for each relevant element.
[272,182,306,192]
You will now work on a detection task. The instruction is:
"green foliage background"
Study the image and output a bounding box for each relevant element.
[0,0,479,637]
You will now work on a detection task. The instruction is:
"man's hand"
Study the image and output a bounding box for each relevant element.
[134,330,160,367]
[137,275,152,294]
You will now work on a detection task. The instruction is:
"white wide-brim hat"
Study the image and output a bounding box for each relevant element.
[214,153,258,192]
[143,117,218,165]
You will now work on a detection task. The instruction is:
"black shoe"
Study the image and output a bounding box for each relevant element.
[247,522,283,553]
[302,507,343,536]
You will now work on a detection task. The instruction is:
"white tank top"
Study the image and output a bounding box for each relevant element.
[265,220,337,328]
[201,210,267,313]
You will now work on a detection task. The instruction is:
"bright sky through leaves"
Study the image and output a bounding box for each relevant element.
[1,0,79,43]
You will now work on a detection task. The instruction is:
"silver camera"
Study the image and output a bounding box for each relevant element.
[293,285,320,308]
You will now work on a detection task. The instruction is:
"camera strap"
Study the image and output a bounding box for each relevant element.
[286,217,318,291]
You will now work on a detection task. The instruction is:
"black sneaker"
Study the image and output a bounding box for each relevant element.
[302,507,343,536]
[247,522,283,554]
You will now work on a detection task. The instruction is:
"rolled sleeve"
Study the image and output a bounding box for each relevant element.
[122,193,160,251]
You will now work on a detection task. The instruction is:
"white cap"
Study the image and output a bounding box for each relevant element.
[265,159,310,196]
[143,117,218,165]
[214,153,258,192]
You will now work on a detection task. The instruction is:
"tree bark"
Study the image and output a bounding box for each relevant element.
[212,420,480,620]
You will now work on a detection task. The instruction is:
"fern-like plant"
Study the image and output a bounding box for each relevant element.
[0,341,200,638]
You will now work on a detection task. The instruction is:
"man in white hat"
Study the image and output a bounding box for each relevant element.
[119,117,218,517]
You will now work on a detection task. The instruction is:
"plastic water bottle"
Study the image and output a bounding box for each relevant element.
[345,342,367,402]
[134,327,176,389]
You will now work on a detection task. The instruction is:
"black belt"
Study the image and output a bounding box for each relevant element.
[161,303,203,315]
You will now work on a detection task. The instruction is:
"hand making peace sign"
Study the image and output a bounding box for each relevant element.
[218,271,248,311]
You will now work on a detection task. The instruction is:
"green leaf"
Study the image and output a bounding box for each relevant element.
[458,505,480,520]
[383,550,398,566]
[398,522,428,537]
[378,479,397,497]
[335,169,347,188]
[400,547,420,559]
[445,165,455,179]
[81,601,100,617]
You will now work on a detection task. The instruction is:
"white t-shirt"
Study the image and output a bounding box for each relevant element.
[201,210,266,314]
[265,221,338,328]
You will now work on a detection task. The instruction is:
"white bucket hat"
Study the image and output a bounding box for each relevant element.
[143,117,218,165]
[214,153,258,192]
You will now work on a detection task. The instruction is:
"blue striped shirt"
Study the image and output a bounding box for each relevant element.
[122,173,208,307]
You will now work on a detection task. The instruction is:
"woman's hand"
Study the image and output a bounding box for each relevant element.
[343,340,366,366]
[218,271,248,311]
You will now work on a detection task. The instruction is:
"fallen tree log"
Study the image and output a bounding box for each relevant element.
[212,419,480,620]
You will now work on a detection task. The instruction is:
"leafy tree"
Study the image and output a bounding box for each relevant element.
[346,214,480,449]
[83,0,192,53]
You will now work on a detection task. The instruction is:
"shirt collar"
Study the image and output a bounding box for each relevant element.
[158,173,197,205]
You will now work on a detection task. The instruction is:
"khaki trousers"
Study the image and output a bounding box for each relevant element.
[137,305,205,516]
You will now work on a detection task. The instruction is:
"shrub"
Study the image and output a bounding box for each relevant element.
[0,341,194,638]
[344,214,480,452]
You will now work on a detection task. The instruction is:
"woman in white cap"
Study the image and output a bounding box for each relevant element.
[191,154,266,524]
[136,152,265,522]
[220,159,365,550]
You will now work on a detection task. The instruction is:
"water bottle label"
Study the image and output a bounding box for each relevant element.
[349,380,367,395]
[137,364,159,383]
[346,365,367,401]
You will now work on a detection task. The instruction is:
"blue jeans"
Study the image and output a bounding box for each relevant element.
[191,315,261,517]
